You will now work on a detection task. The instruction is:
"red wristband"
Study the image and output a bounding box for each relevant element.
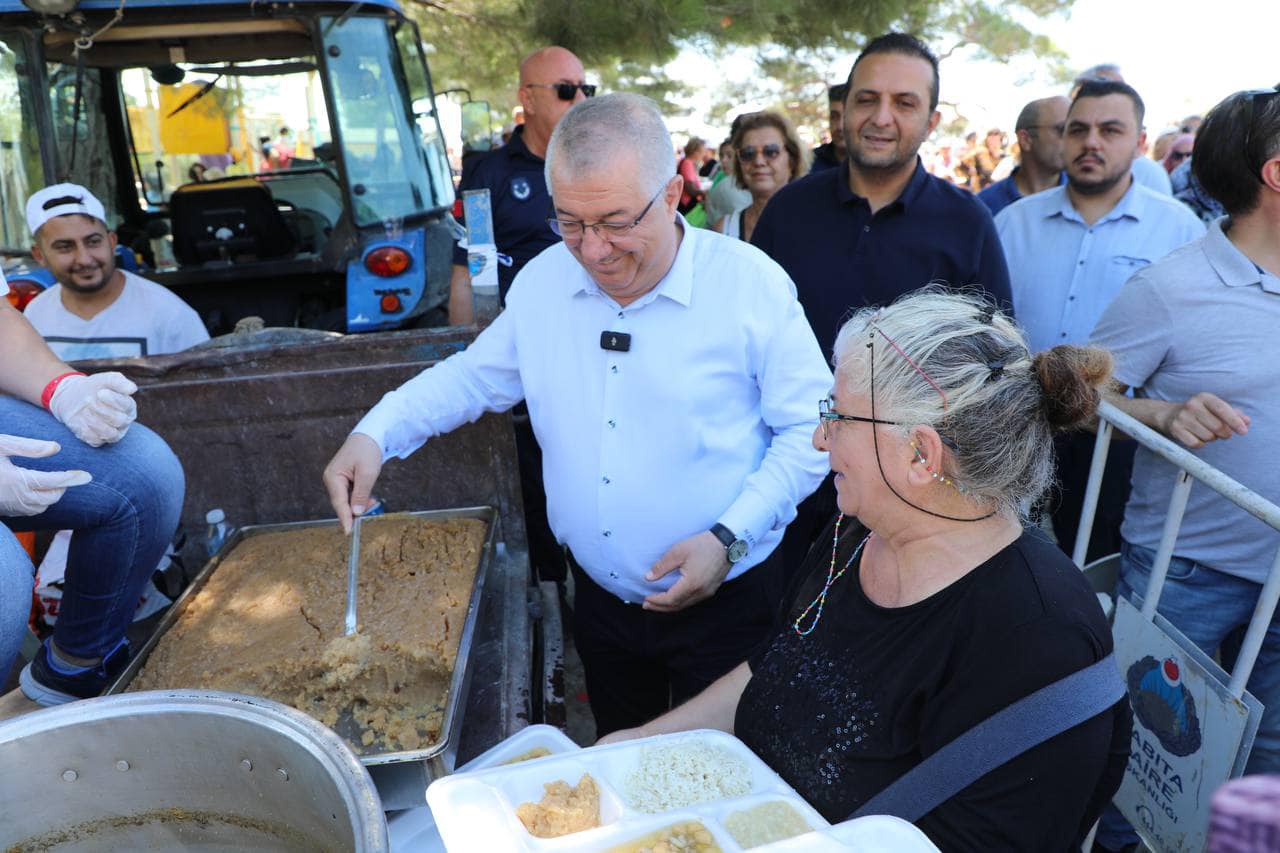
[41,371,86,410]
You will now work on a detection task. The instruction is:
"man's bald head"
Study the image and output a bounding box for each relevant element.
[517,46,589,156]
[1015,95,1070,173]
[519,46,584,87]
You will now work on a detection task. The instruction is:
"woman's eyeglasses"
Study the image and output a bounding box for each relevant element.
[525,82,598,101]
[818,396,898,440]
[738,144,783,162]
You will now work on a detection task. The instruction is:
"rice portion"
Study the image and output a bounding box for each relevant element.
[623,740,751,813]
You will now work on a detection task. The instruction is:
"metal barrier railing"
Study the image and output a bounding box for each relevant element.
[1074,399,1280,696]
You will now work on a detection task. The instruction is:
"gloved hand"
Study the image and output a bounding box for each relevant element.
[0,435,92,517]
[47,372,138,447]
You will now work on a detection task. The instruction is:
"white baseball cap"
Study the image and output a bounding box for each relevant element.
[26,183,107,237]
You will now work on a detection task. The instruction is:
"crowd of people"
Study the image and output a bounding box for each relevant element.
[1,25,1278,852]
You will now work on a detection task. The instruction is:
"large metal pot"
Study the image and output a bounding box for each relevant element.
[0,690,388,851]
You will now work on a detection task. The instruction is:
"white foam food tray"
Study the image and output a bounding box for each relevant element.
[427,729,832,852]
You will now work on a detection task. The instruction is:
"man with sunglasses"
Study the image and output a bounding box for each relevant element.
[448,46,594,325]
[978,95,1069,217]
[325,93,831,738]
[446,45,593,590]
[1087,86,1280,853]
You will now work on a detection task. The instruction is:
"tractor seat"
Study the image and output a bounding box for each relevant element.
[170,179,297,265]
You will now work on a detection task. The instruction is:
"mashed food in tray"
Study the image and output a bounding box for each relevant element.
[723,801,812,848]
[605,820,721,853]
[129,515,486,754]
[515,773,601,838]
[623,741,751,813]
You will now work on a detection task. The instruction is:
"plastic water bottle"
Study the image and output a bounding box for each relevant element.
[205,508,228,558]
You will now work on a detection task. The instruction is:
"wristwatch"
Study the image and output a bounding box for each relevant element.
[710,523,749,564]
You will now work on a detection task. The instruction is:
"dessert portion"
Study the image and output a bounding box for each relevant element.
[514,773,601,838]
[130,514,487,753]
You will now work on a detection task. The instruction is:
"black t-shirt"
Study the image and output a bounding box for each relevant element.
[734,517,1130,851]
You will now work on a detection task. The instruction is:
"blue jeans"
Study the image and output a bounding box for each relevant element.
[1097,539,1280,848]
[0,396,183,666]
[0,527,34,683]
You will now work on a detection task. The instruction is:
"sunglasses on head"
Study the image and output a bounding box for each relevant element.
[527,81,597,101]
[738,144,783,162]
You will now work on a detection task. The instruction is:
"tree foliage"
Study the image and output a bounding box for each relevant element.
[409,0,1077,125]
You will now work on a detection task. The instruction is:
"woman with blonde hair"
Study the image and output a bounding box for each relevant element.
[715,111,809,241]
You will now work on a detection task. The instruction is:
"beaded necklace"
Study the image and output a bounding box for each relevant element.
[793,513,871,637]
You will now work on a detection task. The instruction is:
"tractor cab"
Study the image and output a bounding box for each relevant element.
[0,0,456,332]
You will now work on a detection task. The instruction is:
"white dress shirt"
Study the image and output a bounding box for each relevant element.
[355,218,832,602]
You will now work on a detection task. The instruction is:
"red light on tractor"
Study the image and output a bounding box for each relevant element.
[379,293,402,313]
[5,281,45,312]
[364,246,411,277]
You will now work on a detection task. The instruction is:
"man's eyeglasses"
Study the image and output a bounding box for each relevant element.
[818,396,898,441]
[525,81,597,101]
[738,144,783,163]
[1243,87,1280,183]
[547,183,665,241]
[1023,123,1065,138]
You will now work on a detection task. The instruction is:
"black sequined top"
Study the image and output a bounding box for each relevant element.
[734,517,1130,851]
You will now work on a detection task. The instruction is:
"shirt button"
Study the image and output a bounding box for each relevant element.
[1078,260,1085,266]
[607,419,616,428]
[602,530,612,538]
[1068,295,1076,301]
[602,476,611,484]
[617,311,624,319]
[1061,332,1068,338]
[863,225,870,232]
[611,365,618,374]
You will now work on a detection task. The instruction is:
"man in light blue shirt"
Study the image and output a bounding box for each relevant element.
[323,93,832,736]
[996,79,1204,561]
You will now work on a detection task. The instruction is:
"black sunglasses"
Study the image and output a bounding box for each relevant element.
[527,81,598,101]
[738,144,783,162]
[1243,87,1280,182]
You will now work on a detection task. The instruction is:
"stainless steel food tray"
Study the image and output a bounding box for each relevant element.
[108,506,497,783]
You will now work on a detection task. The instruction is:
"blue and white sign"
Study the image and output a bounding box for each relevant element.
[1112,596,1263,852]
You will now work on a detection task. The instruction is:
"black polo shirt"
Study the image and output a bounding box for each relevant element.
[752,158,1013,361]
[451,126,558,301]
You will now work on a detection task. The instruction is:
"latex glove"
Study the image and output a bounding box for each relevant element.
[48,372,138,447]
[0,435,92,517]
[643,531,732,613]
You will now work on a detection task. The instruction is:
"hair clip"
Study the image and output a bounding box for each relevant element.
[985,358,1006,382]
[976,305,997,325]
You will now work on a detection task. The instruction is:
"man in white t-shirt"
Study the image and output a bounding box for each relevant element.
[23,184,208,360]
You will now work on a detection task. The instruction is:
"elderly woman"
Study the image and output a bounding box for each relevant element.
[715,111,808,241]
[601,290,1130,850]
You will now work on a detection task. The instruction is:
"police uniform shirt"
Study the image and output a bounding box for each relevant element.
[451,126,559,302]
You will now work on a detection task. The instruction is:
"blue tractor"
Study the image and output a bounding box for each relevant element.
[0,0,457,333]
